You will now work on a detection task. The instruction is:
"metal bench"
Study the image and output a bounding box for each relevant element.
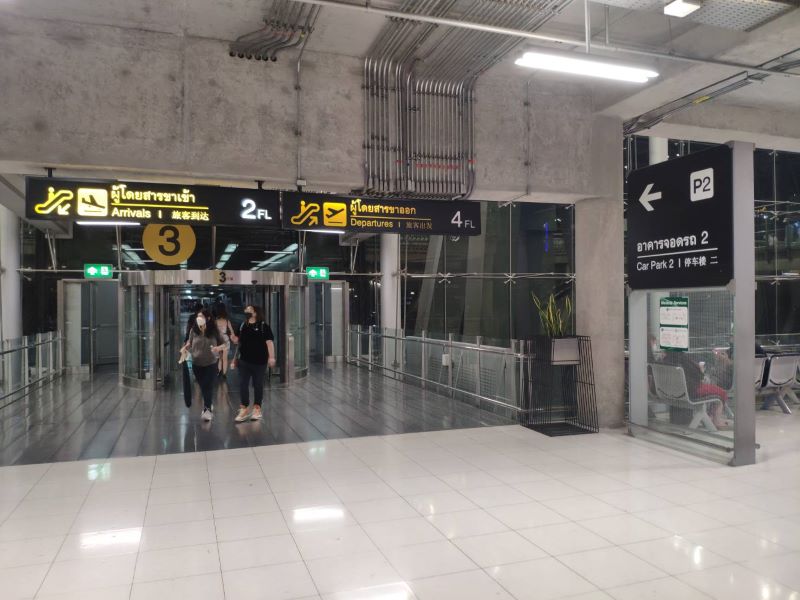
[649,363,722,432]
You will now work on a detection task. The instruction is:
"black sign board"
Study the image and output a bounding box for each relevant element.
[282,192,482,236]
[627,145,733,290]
[25,177,280,228]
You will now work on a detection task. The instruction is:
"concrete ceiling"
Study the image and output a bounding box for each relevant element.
[1,0,799,134]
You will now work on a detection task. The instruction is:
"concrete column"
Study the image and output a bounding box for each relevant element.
[380,234,401,369]
[0,204,22,342]
[648,136,669,165]
[575,115,625,428]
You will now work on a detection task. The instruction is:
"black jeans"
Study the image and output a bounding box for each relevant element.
[192,363,217,410]
[239,360,266,407]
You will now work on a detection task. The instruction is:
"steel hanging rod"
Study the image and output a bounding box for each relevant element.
[287,0,800,80]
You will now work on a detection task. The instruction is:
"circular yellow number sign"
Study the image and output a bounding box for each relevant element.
[142,224,196,266]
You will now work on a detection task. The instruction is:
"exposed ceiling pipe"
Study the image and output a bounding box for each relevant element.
[285,0,800,80]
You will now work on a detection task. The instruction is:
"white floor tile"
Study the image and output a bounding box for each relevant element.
[215,511,289,542]
[487,501,569,529]
[207,466,266,484]
[738,518,800,551]
[607,577,713,600]
[410,569,513,600]
[284,505,358,533]
[457,485,533,509]
[438,471,504,490]
[210,478,272,500]
[140,519,217,551]
[684,499,778,526]
[518,521,613,556]
[329,482,398,504]
[293,524,378,560]
[362,517,445,549]
[69,506,146,534]
[35,584,132,600]
[218,534,301,571]
[38,553,137,596]
[633,506,727,536]
[211,493,280,518]
[593,489,675,513]
[144,499,213,526]
[622,535,730,575]
[452,530,546,567]
[558,546,667,589]
[56,527,142,561]
[147,484,210,506]
[685,526,791,562]
[323,582,413,600]
[8,495,85,520]
[385,476,452,496]
[513,479,584,502]
[130,572,225,600]
[745,552,800,591]
[346,497,418,524]
[488,557,597,600]
[405,491,477,516]
[383,540,475,580]
[580,514,672,545]
[647,483,723,506]
[274,488,343,511]
[679,564,800,600]
[0,562,49,599]
[134,543,219,583]
[224,562,319,600]
[426,509,508,539]
[541,495,624,521]
[0,513,75,542]
[0,535,64,569]
[562,473,633,495]
[305,551,402,595]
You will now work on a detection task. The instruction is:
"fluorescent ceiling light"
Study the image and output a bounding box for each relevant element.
[224,243,238,254]
[515,51,658,83]
[664,0,701,17]
[76,221,141,226]
[302,229,346,235]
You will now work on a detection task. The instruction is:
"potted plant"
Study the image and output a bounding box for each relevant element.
[531,293,579,365]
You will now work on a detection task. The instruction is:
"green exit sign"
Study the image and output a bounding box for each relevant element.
[306,266,329,280]
[84,264,114,279]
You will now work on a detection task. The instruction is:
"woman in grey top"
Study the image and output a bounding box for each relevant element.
[180,308,226,421]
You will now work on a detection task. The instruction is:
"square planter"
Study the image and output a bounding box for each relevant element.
[550,337,580,366]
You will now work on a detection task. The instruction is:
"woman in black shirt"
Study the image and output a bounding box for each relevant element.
[231,305,275,422]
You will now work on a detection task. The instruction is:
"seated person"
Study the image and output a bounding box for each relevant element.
[714,343,776,410]
[662,350,731,429]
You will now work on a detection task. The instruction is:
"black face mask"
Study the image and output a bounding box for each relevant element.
[244,311,253,318]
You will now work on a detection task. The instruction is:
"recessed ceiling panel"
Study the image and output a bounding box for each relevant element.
[597,0,794,30]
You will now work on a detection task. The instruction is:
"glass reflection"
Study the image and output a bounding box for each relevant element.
[86,463,111,481]
[292,506,345,524]
[80,528,142,549]
[329,582,414,600]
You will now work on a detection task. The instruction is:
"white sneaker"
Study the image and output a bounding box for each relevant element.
[234,407,250,423]
[202,408,213,421]
[250,407,263,421]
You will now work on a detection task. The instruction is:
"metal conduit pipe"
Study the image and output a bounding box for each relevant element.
[298,0,800,80]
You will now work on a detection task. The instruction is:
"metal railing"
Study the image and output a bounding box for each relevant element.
[0,332,63,407]
[347,326,526,417]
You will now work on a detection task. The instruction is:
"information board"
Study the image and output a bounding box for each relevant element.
[25,177,280,228]
[627,146,733,289]
[282,192,481,236]
[659,296,689,351]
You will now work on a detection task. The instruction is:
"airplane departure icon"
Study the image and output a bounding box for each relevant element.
[323,202,347,227]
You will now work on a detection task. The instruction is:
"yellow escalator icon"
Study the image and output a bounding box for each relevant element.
[290,201,321,227]
[34,187,73,216]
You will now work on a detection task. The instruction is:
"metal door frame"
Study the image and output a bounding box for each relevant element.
[57,278,97,375]
[119,270,306,389]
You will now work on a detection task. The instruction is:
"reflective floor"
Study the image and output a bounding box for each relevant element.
[0,364,513,466]
[2,417,800,600]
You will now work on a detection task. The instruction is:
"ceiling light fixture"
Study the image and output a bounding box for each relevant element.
[664,0,701,18]
[76,221,141,226]
[514,51,658,83]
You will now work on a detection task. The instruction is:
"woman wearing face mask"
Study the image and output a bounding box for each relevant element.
[230,305,275,423]
[180,308,227,421]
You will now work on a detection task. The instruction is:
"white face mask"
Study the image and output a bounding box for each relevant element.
[196,316,206,328]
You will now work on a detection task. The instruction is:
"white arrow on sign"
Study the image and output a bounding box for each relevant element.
[87,267,98,276]
[639,183,662,212]
[309,269,318,277]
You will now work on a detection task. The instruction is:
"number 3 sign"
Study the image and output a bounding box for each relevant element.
[142,224,196,266]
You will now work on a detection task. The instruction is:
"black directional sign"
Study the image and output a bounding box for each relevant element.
[627,145,733,290]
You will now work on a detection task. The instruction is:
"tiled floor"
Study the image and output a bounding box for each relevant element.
[2,415,800,600]
[0,366,512,466]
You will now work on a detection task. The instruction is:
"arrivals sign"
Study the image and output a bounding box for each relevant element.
[282,192,482,236]
[25,177,280,227]
[627,145,733,290]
